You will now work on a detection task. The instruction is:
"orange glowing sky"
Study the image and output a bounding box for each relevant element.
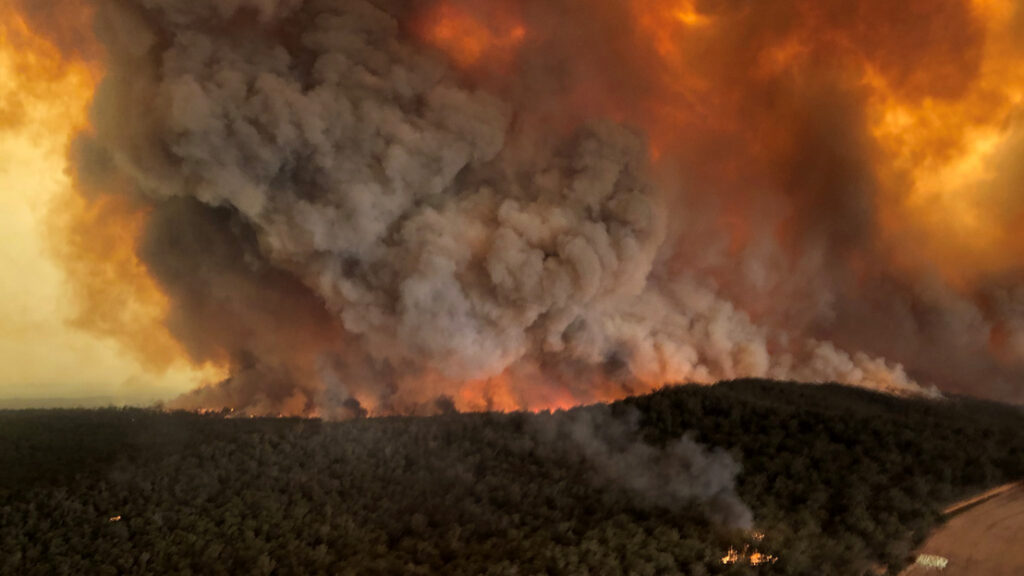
[0,8,221,403]
[423,0,1024,287]
[2,0,1024,407]
[422,2,527,69]
[870,0,1024,284]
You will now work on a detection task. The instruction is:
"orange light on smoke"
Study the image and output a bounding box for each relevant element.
[866,0,1024,285]
[0,7,97,134]
[53,192,190,371]
[1,4,202,374]
[421,1,526,69]
[9,0,1024,412]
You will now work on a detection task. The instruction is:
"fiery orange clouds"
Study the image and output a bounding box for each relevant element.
[421,1,527,70]
[415,0,1024,405]
[0,1,221,401]
[5,0,1024,411]
[869,0,1024,284]
[422,0,1024,287]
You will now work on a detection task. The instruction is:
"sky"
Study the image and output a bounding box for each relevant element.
[0,16,212,404]
[2,0,1023,414]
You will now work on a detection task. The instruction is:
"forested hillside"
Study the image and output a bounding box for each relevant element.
[2,380,1022,575]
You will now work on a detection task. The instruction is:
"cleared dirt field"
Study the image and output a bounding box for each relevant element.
[901,483,1024,575]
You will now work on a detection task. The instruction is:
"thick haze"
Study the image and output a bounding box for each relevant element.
[5,0,1024,414]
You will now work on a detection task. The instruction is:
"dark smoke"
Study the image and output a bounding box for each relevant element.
[69,0,935,413]
[47,0,1024,413]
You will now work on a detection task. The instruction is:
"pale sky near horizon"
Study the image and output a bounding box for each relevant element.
[0,40,206,405]
[0,123,204,403]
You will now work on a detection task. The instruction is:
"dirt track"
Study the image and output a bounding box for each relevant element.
[901,483,1024,575]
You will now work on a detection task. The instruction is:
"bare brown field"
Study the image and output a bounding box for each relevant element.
[901,483,1024,575]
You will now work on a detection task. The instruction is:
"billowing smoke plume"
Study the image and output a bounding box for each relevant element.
[532,406,753,529]
[30,0,1024,412]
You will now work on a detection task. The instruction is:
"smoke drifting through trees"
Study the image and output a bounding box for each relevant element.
[532,406,753,529]
[16,0,1024,413]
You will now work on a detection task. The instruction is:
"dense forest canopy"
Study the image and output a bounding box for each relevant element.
[2,380,1023,575]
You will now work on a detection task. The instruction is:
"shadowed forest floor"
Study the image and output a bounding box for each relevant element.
[2,380,1023,575]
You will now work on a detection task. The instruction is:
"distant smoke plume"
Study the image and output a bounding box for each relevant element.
[532,406,754,529]
[22,0,1024,412]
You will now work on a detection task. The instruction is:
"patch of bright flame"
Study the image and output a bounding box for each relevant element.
[391,365,643,415]
[454,373,582,413]
[722,535,778,566]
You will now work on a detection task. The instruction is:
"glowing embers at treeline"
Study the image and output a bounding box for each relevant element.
[721,531,778,567]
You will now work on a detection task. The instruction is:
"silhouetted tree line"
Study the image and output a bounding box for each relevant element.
[1,379,1022,575]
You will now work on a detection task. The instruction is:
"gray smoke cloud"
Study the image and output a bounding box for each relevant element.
[64,0,948,416]
[531,406,754,529]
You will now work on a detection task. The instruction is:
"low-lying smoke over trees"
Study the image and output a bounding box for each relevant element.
[2,381,1023,575]
[532,406,753,529]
